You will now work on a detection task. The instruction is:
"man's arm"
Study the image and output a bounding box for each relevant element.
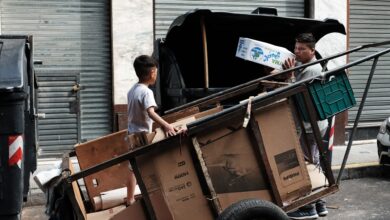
[147,106,177,136]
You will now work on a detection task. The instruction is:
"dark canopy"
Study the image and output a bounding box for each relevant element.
[163,9,346,88]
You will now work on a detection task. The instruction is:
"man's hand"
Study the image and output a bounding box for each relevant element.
[282,58,296,82]
[282,57,296,70]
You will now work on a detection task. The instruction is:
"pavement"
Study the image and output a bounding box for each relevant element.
[325,177,390,220]
[22,139,383,219]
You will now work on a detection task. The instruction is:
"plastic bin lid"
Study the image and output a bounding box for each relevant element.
[0,38,26,90]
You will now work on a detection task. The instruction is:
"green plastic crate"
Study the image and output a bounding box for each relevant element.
[295,71,356,121]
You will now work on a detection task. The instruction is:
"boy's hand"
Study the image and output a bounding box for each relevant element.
[163,124,177,137]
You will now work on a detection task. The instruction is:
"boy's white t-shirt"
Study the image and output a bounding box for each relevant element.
[127,83,157,133]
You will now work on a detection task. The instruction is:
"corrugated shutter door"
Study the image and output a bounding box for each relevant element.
[155,0,305,39]
[36,71,80,157]
[349,0,390,125]
[1,0,112,157]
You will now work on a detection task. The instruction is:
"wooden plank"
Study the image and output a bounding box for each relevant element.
[247,117,283,206]
[130,158,157,220]
[160,106,199,124]
[66,156,87,220]
[193,105,223,119]
[282,185,339,212]
[191,137,222,214]
[301,90,336,185]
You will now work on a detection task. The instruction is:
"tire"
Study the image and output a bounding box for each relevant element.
[217,199,289,220]
[378,141,390,166]
[377,141,385,158]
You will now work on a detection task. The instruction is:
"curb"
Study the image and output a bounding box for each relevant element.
[332,162,390,181]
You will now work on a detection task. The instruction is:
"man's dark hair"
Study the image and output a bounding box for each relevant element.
[133,55,158,81]
[296,33,316,49]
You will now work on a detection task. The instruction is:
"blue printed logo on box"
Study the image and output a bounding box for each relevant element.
[251,47,263,60]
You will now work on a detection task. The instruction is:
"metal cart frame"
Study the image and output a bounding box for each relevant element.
[66,41,390,219]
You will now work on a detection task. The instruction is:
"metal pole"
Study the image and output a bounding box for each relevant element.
[336,57,379,184]
[166,42,390,114]
[201,16,209,89]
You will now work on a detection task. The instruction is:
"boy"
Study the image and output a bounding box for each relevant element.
[126,55,178,204]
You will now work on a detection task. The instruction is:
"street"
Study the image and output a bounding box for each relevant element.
[325,177,390,220]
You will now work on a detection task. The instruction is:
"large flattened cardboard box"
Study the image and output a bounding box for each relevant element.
[136,138,214,220]
[196,121,273,210]
[254,99,312,205]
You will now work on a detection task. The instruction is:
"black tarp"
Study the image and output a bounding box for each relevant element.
[163,10,345,88]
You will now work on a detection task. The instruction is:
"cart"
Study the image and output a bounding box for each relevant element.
[55,41,390,220]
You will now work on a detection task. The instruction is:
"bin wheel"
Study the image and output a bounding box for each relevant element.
[217,199,289,220]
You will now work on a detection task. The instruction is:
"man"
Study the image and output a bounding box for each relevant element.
[284,33,329,219]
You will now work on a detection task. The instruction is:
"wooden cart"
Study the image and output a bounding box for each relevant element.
[63,43,390,220]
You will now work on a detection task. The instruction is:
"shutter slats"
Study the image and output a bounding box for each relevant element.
[154,0,304,39]
[1,0,112,157]
[349,1,390,124]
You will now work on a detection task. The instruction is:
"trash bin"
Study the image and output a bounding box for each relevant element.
[0,37,30,219]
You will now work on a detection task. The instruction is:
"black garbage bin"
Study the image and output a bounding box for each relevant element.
[0,37,32,219]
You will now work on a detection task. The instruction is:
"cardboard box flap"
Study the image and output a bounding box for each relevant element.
[254,99,311,204]
[198,128,269,194]
[137,138,214,220]
[196,120,243,146]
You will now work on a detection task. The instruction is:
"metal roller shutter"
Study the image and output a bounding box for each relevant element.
[155,0,305,39]
[0,0,112,157]
[349,0,390,125]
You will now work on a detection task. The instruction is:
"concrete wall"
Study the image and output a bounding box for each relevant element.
[112,0,154,106]
[314,0,348,69]
[314,0,348,144]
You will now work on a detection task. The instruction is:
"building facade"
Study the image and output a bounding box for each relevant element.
[5,0,386,157]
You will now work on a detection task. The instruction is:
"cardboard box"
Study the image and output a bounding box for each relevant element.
[75,130,132,210]
[306,163,328,191]
[196,121,272,209]
[86,206,126,220]
[110,200,147,220]
[254,99,312,204]
[136,138,214,220]
[68,158,128,220]
[236,37,295,70]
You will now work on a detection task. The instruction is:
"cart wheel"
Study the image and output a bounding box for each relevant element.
[217,199,289,220]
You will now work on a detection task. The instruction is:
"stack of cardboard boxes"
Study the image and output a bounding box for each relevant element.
[67,97,326,219]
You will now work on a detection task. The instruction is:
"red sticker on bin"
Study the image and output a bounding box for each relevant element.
[8,135,23,168]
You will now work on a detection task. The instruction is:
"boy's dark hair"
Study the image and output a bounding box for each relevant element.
[133,55,158,81]
[296,33,316,49]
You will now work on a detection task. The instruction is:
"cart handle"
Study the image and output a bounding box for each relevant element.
[166,40,390,114]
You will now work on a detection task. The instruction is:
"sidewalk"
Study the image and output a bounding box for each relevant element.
[24,139,381,208]
[332,139,378,167]
[332,139,382,181]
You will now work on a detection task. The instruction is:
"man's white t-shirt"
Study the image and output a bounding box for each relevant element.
[127,83,157,133]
